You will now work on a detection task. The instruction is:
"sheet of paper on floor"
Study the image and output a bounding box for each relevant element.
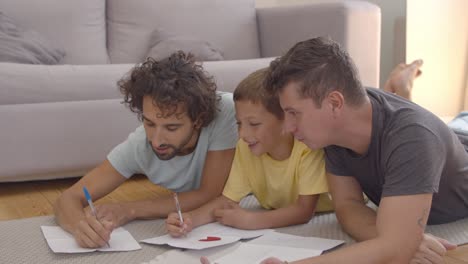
[141,232,345,264]
[41,226,141,253]
[248,231,344,251]
[141,222,273,250]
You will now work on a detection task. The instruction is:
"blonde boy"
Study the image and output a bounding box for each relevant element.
[166,68,332,236]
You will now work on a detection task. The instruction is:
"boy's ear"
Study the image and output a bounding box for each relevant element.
[327,91,344,116]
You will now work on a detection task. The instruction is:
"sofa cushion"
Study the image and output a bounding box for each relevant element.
[0,63,132,105]
[202,57,274,93]
[0,57,274,105]
[146,29,224,61]
[107,0,260,63]
[0,12,65,65]
[0,0,108,64]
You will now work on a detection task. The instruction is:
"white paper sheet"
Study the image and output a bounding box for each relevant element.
[41,226,141,253]
[141,232,345,264]
[141,243,242,264]
[248,231,344,251]
[213,243,322,264]
[141,222,273,250]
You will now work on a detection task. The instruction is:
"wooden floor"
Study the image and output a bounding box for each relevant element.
[0,174,171,221]
[0,176,467,263]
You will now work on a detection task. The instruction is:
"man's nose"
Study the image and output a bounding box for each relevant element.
[150,130,167,147]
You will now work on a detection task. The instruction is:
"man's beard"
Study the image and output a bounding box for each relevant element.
[149,127,197,161]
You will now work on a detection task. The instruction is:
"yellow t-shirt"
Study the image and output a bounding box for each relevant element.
[222,139,333,212]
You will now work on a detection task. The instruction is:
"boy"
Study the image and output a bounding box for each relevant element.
[166,68,333,236]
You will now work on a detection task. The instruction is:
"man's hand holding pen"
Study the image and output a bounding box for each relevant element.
[75,187,113,248]
[166,193,193,237]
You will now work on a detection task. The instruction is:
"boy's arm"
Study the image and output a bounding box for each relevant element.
[251,194,319,229]
[188,195,237,228]
[214,194,319,230]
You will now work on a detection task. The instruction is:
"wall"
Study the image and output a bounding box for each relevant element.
[256,0,407,89]
[363,0,406,88]
[406,0,468,118]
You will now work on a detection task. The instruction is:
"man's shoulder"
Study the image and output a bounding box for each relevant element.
[127,125,147,143]
[198,92,237,149]
[367,88,445,134]
[217,92,235,113]
[209,92,235,126]
[120,125,152,155]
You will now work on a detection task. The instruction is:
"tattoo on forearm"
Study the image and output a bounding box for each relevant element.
[417,208,429,229]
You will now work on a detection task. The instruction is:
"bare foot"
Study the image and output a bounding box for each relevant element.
[384,59,423,100]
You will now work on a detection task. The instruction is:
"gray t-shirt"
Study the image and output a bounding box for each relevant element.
[325,88,468,224]
[107,92,237,192]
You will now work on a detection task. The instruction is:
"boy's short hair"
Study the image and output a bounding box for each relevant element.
[118,51,219,127]
[264,37,366,107]
[233,68,284,120]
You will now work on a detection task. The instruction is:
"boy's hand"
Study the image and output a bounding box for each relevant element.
[165,212,193,237]
[410,233,457,264]
[213,202,252,229]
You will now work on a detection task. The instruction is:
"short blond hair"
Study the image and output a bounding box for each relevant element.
[233,68,284,119]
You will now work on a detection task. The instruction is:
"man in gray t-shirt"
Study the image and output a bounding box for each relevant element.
[325,87,468,225]
[54,52,237,249]
[262,37,468,264]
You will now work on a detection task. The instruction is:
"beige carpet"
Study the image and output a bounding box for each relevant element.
[0,196,466,264]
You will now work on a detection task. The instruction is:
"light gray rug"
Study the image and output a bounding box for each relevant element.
[0,196,466,264]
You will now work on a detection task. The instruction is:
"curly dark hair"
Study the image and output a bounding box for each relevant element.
[119,51,219,127]
[264,37,365,107]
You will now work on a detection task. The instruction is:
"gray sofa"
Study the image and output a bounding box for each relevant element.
[0,0,380,182]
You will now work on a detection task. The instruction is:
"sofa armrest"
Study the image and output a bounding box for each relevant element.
[256,0,381,87]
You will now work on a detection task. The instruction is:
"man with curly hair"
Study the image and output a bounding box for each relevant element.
[54,52,237,248]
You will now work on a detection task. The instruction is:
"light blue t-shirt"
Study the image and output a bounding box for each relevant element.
[107,92,237,192]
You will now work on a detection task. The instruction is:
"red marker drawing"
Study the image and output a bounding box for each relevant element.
[199,236,221,242]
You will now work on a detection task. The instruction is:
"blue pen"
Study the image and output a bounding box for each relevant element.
[83,186,111,248]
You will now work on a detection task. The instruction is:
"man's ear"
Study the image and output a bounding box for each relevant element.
[193,117,203,129]
[326,91,344,116]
